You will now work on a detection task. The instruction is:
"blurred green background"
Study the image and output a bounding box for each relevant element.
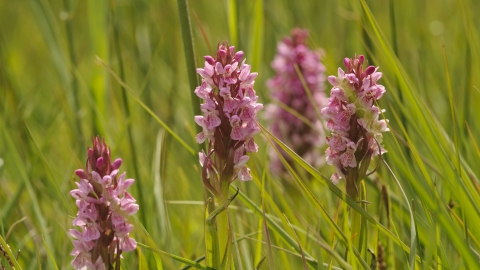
[1,0,480,269]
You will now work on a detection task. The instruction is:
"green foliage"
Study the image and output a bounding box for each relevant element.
[1,0,480,269]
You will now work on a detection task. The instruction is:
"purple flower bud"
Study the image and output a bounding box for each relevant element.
[112,158,122,170]
[204,55,215,65]
[358,55,365,65]
[234,51,244,62]
[217,48,227,62]
[96,157,103,169]
[75,169,89,179]
[364,65,376,76]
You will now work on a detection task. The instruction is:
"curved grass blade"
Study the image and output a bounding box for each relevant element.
[259,123,423,263]
[293,64,323,125]
[42,236,59,270]
[231,186,352,270]
[153,130,172,248]
[132,216,164,270]
[25,123,73,215]
[137,243,213,270]
[96,56,195,155]
[357,0,480,233]
[0,180,25,225]
[465,123,480,158]
[283,214,308,270]
[272,99,322,134]
[176,0,202,135]
[262,177,275,270]
[0,235,21,269]
[388,104,478,268]
[265,129,366,269]
[3,129,54,268]
[381,160,416,270]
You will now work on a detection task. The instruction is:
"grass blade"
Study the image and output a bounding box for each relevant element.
[138,243,211,270]
[42,236,59,270]
[0,235,22,270]
[381,160,416,269]
[176,0,202,135]
[96,56,195,155]
[24,123,73,215]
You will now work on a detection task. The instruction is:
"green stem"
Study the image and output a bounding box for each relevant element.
[216,183,232,269]
[63,0,84,152]
[351,198,362,250]
[359,180,368,259]
[110,2,147,228]
[350,180,368,265]
[176,0,202,135]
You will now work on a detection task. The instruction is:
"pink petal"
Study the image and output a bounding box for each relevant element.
[327,76,338,86]
[331,173,342,184]
[244,138,258,153]
[121,236,137,252]
[234,155,250,169]
[230,126,245,141]
[69,229,82,239]
[196,132,206,144]
[237,166,252,181]
[91,171,102,183]
[122,202,139,216]
[215,62,224,75]
[206,113,221,129]
[239,64,251,81]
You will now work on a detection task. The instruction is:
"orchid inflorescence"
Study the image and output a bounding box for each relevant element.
[321,55,389,197]
[70,137,138,269]
[194,42,263,196]
[266,28,327,175]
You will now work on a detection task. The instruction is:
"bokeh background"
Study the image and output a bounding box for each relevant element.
[1,0,480,269]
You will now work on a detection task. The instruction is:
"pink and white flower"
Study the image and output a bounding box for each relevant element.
[265,28,328,175]
[321,55,389,194]
[195,42,262,190]
[70,137,138,269]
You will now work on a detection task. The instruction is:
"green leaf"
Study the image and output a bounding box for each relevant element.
[138,242,212,270]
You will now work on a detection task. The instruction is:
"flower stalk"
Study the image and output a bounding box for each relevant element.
[321,55,389,259]
[195,42,262,268]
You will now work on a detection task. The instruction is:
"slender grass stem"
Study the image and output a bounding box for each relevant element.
[176,0,202,136]
[63,0,84,151]
[216,182,232,269]
[389,0,410,162]
[110,2,147,228]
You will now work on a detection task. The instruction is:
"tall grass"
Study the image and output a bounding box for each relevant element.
[1,0,479,269]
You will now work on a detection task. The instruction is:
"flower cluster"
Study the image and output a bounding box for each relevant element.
[265,28,327,174]
[321,55,388,197]
[70,137,138,269]
[195,42,262,191]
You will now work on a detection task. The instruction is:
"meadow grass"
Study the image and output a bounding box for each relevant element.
[1,0,480,269]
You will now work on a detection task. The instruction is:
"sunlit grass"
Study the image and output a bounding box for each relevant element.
[1,0,480,269]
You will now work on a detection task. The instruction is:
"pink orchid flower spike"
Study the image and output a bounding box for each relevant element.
[70,137,138,269]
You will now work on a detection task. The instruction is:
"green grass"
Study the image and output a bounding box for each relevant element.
[1,0,480,269]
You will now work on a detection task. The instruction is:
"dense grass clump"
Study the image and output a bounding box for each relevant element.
[1,0,480,269]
